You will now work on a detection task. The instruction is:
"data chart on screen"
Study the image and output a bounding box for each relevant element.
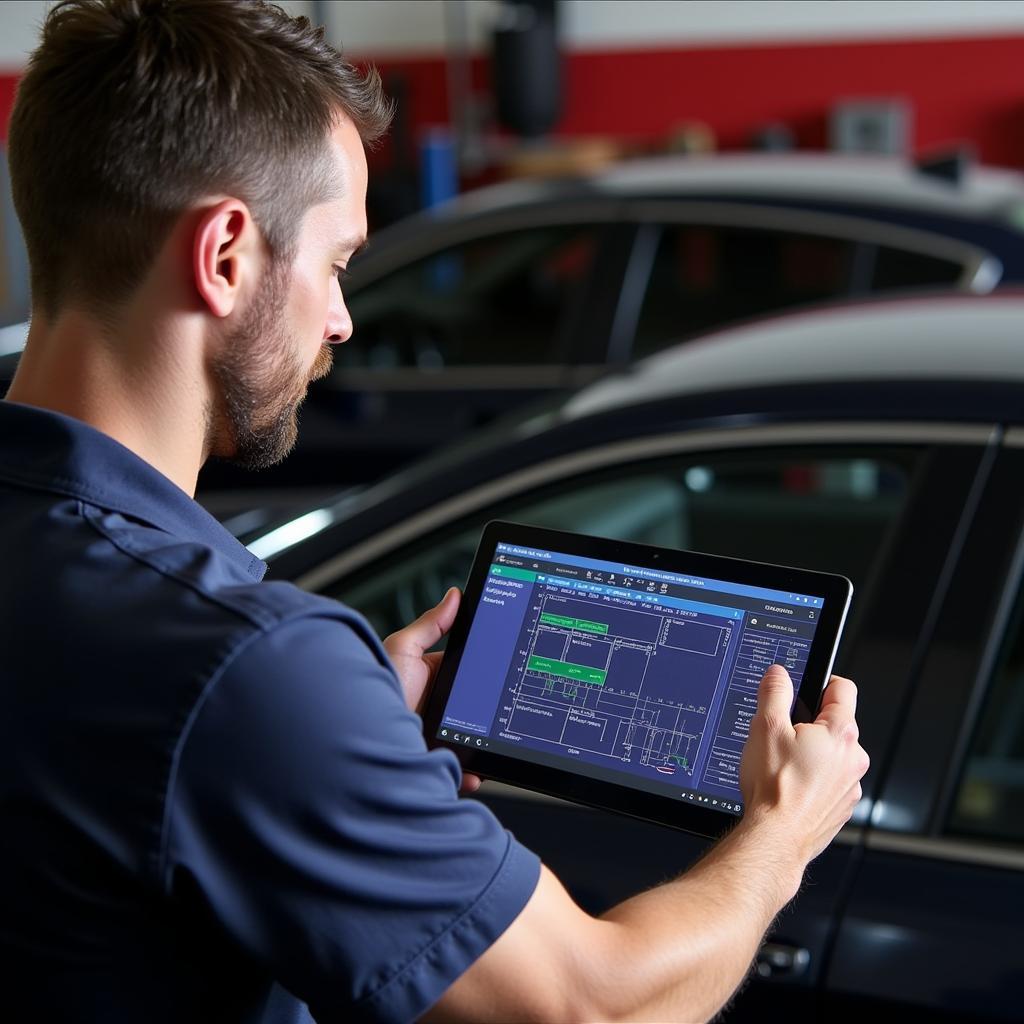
[437,540,827,815]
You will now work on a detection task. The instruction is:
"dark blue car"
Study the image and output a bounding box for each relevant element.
[249,292,1024,1021]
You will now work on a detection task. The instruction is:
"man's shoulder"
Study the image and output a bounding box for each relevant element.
[66,499,389,694]
[221,577,385,657]
[82,501,356,632]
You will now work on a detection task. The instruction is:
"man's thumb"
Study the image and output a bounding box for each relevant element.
[757,664,794,721]
[435,586,460,627]
[417,586,460,640]
[386,588,460,653]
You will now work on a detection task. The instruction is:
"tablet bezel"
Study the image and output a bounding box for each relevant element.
[422,520,853,838]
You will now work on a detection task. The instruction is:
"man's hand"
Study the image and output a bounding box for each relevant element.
[739,665,870,870]
[383,588,481,794]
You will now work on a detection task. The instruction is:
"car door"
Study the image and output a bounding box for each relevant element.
[822,438,1024,1022]
[310,422,994,1019]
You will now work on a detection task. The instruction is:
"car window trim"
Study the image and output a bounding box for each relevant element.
[354,201,998,298]
[864,830,1024,872]
[620,200,1000,295]
[316,367,591,390]
[290,422,996,593]
[606,221,660,365]
[346,203,632,285]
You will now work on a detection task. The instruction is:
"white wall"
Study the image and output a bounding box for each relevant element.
[0,1,47,70]
[323,0,1024,56]
[1,0,1024,68]
[323,1,500,57]
[0,0,314,69]
[561,0,1024,50]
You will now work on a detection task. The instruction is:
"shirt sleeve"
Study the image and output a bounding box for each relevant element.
[162,612,541,1024]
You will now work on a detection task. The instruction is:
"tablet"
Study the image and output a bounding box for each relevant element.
[423,521,853,838]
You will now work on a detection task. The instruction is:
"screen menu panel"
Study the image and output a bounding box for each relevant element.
[439,541,826,816]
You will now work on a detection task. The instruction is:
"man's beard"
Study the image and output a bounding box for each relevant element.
[208,262,333,471]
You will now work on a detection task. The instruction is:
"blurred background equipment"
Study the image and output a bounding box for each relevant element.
[665,121,718,155]
[830,97,912,155]
[492,0,562,138]
[748,122,795,152]
[419,126,459,208]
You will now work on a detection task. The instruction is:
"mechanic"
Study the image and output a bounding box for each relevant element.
[0,2,869,1022]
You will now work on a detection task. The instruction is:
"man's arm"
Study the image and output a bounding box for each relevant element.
[424,666,868,1023]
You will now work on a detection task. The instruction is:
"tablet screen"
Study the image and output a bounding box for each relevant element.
[434,536,830,817]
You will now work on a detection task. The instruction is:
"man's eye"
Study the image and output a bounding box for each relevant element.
[333,266,351,284]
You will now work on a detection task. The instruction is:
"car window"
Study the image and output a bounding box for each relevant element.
[871,245,963,291]
[631,224,965,360]
[333,226,598,370]
[632,225,857,358]
[946,585,1024,846]
[332,450,914,643]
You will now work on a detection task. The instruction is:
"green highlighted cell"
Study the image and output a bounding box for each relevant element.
[489,564,537,582]
[527,655,607,686]
[538,613,609,634]
[539,613,575,627]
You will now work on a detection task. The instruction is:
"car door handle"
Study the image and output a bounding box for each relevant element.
[755,942,811,979]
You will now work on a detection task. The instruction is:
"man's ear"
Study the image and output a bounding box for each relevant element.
[192,199,260,318]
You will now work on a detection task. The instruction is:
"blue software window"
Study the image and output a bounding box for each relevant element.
[440,542,825,814]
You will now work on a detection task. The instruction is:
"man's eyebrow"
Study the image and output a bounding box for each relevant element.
[339,235,368,258]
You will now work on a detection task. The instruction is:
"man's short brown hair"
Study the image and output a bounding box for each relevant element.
[8,0,392,319]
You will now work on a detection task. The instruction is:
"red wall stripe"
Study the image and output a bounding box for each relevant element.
[363,33,1024,168]
[2,33,1022,166]
[0,74,17,141]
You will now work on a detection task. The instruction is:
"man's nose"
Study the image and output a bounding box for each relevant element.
[324,294,353,344]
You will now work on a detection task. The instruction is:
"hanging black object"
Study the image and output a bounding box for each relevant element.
[492,0,562,138]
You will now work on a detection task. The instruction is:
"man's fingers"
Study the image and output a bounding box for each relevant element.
[460,772,483,794]
[815,675,858,735]
[820,674,858,714]
[385,588,460,655]
[756,665,794,726]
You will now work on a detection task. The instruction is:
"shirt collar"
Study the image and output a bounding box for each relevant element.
[0,400,267,581]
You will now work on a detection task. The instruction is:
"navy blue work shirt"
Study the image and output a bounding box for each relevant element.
[0,400,540,1023]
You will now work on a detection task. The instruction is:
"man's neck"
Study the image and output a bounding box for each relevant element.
[6,308,209,497]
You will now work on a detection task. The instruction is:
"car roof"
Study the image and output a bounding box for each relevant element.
[257,291,1024,570]
[564,292,1024,421]
[439,153,1024,224]
[348,290,1024,496]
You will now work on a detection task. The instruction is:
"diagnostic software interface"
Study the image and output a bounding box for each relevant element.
[438,541,827,815]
